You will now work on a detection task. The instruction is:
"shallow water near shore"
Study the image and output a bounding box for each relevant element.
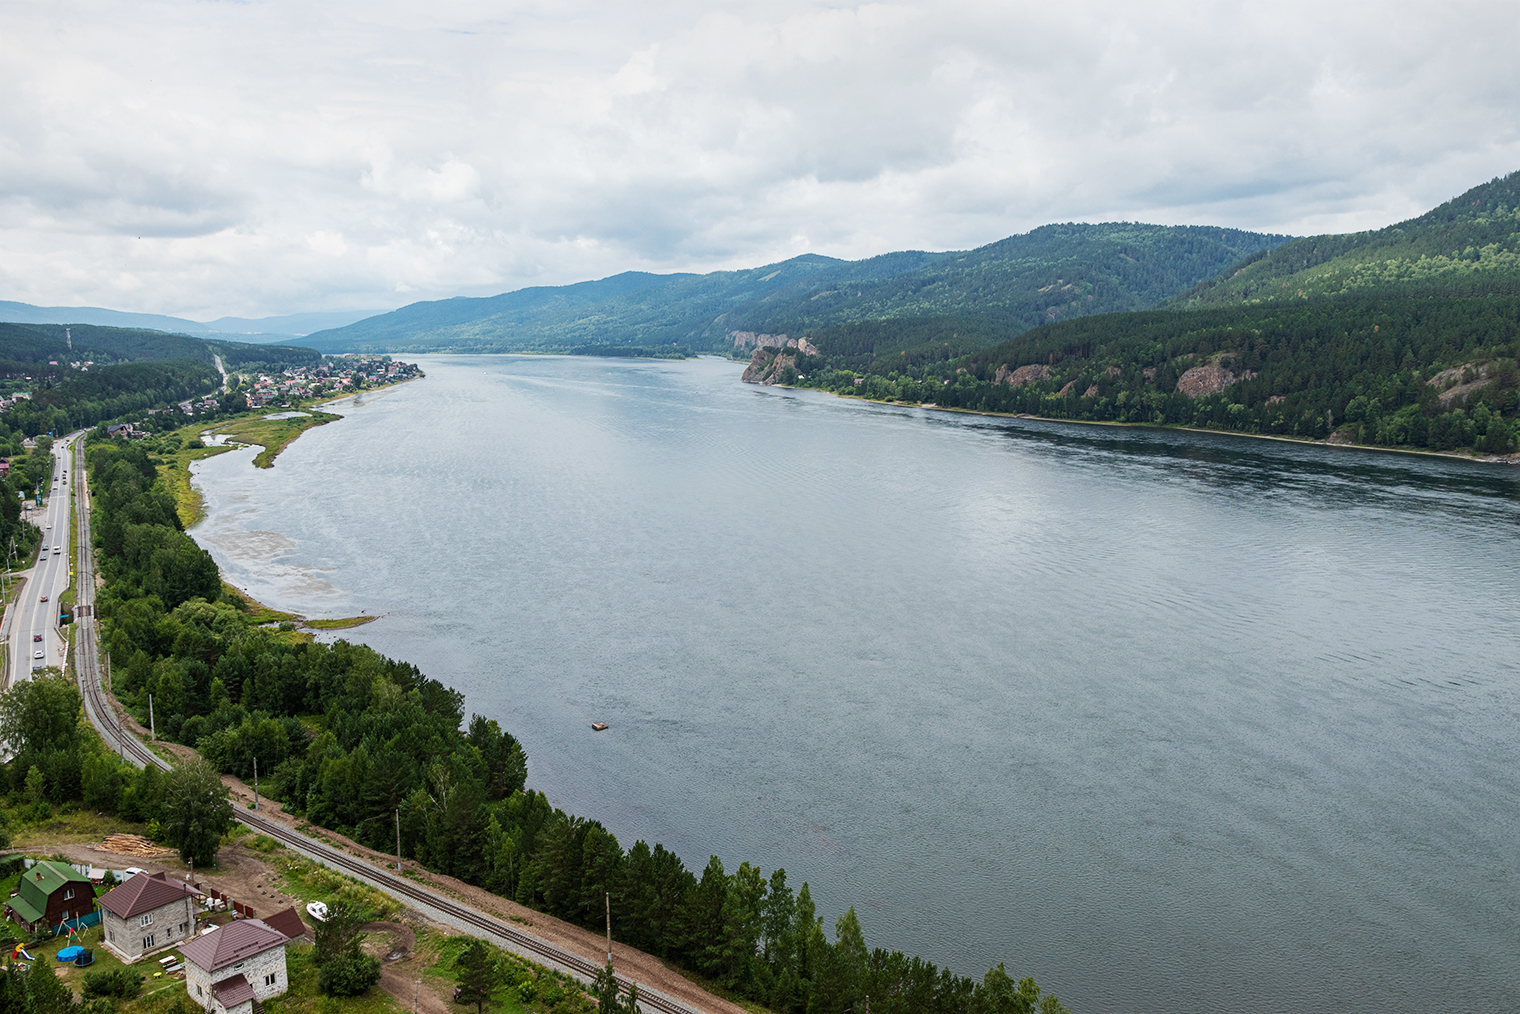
[190,354,1520,1014]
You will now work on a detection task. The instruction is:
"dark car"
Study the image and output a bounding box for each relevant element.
[32,634,41,642]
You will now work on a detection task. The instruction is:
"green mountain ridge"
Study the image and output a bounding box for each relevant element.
[1174,170,1520,306]
[303,224,1291,354]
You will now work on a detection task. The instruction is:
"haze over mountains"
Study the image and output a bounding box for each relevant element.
[0,303,390,342]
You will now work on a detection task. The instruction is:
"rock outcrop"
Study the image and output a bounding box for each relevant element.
[732,331,794,351]
[1427,361,1495,405]
[994,363,1051,387]
[1176,362,1238,398]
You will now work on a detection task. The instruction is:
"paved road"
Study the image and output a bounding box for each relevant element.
[5,433,82,689]
[65,435,712,1014]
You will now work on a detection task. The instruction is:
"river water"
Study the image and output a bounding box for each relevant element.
[189,355,1520,1014]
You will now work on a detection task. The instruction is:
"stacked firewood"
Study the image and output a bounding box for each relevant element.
[98,834,175,858]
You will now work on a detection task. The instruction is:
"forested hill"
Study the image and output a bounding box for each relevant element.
[302,223,1290,354]
[1176,170,1520,306]
[0,322,321,436]
[0,321,320,373]
[775,295,1520,457]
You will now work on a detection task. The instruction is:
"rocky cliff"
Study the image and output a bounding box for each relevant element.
[740,335,820,385]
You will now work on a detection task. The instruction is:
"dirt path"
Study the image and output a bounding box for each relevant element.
[220,774,749,1014]
[362,919,459,1014]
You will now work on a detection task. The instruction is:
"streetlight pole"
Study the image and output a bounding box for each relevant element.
[252,757,259,811]
[148,694,155,740]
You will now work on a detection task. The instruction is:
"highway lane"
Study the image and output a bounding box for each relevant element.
[4,433,81,689]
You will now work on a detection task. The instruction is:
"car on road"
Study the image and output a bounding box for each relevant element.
[32,651,43,659]
[32,634,41,642]
[39,595,47,602]
[45,523,51,529]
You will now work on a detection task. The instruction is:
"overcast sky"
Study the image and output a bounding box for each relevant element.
[3,1,1518,320]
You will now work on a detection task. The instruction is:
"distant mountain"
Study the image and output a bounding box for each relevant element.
[196,309,397,337]
[1175,171,1520,307]
[303,224,1292,354]
[0,302,389,340]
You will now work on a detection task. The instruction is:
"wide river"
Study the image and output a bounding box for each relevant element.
[190,355,1520,1014]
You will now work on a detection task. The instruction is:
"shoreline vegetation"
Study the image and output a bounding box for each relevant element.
[68,401,1076,1014]
[786,383,1520,466]
[216,409,344,468]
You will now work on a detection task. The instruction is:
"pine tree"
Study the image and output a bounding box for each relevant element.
[454,939,499,1014]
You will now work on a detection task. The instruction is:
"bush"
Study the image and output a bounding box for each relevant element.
[83,967,143,999]
[318,950,381,997]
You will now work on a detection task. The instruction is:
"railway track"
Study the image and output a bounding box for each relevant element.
[67,437,700,1014]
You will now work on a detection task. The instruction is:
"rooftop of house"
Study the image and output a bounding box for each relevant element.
[21,861,89,899]
[212,973,256,1009]
[180,910,302,973]
[260,906,308,942]
[98,871,202,920]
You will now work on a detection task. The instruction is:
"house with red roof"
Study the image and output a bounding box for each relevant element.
[97,871,203,962]
[180,907,305,1014]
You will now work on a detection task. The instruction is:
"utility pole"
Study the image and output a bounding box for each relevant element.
[395,808,402,872]
[252,757,259,810]
[606,892,613,966]
[148,694,155,739]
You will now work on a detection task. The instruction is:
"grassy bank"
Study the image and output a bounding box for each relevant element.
[210,410,343,468]
[303,615,378,630]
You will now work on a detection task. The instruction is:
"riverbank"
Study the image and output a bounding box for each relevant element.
[215,410,344,467]
[789,384,1520,466]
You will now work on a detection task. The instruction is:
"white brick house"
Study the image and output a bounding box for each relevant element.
[180,909,305,1014]
[97,872,203,962]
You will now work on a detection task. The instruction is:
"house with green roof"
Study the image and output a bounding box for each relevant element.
[5,860,92,933]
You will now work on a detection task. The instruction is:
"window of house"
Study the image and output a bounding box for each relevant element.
[63,888,74,900]
[264,973,277,987]
[139,913,153,926]
[197,985,203,997]
[142,934,155,949]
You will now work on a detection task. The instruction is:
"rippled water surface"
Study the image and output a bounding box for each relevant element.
[190,355,1520,1014]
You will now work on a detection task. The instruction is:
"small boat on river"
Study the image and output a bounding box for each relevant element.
[591,722,608,731]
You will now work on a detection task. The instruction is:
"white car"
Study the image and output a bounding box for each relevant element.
[32,650,43,659]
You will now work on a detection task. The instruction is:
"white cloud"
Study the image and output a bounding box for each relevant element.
[1,0,1518,318]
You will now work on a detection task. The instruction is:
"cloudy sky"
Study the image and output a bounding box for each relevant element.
[3,0,1518,320]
